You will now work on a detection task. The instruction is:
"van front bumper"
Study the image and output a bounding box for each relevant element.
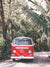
[11,56,34,59]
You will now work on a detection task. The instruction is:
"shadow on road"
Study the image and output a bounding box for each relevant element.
[13,59,33,63]
[9,57,50,64]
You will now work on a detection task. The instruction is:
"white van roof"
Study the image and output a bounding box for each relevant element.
[14,37,31,40]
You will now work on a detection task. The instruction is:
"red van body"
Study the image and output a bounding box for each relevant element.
[11,37,34,60]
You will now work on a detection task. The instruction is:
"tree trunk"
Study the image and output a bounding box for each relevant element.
[0,0,6,39]
[8,0,12,40]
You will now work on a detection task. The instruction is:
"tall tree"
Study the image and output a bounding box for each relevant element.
[28,0,50,36]
[0,0,6,39]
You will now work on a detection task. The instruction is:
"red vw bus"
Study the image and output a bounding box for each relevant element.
[11,37,34,61]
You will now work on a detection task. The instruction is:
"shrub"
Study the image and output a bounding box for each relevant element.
[0,37,5,46]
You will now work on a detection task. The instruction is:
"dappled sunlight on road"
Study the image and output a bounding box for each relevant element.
[0,52,50,67]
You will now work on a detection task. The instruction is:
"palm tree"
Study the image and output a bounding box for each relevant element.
[26,0,50,36]
[23,6,48,36]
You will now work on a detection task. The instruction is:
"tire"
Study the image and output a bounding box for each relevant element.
[13,59,15,61]
[49,56,50,58]
[30,59,33,62]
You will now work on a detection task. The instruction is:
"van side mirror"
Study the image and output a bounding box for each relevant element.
[11,43,12,45]
[33,43,35,46]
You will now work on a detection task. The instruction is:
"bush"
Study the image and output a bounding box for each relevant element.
[0,37,5,46]
[0,38,5,59]
[34,38,49,52]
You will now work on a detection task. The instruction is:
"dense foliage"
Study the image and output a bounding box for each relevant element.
[0,0,50,59]
[0,38,5,46]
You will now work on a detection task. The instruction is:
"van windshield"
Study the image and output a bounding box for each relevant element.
[14,39,32,45]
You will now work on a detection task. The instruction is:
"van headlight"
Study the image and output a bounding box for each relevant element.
[28,50,31,53]
[13,50,16,53]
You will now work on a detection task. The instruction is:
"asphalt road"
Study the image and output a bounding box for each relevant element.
[0,52,50,67]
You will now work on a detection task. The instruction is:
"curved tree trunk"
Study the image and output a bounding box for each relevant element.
[0,0,6,39]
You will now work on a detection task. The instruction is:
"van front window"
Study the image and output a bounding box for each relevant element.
[15,39,32,45]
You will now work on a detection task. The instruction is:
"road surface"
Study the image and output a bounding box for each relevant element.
[0,52,50,67]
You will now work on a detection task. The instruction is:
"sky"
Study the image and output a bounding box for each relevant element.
[25,0,47,15]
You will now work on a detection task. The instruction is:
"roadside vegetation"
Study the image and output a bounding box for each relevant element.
[0,0,50,59]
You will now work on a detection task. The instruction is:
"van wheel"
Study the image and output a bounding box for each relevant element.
[30,59,33,62]
[13,59,15,61]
